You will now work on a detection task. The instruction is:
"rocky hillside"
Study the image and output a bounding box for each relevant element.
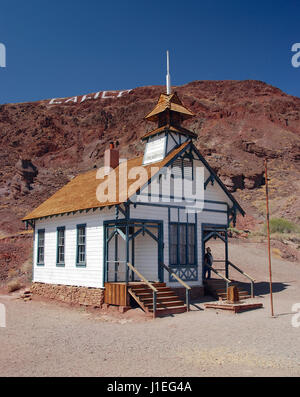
[0,80,299,281]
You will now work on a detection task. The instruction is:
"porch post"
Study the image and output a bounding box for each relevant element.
[158,222,163,282]
[225,229,229,279]
[104,225,108,284]
[125,203,130,284]
[131,236,135,281]
[125,223,129,284]
[114,230,118,282]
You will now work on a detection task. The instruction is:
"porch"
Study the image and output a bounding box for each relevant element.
[103,218,191,317]
[202,224,256,300]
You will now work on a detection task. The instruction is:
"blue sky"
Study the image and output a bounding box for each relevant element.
[0,0,299,104]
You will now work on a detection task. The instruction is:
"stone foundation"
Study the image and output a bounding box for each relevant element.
[31,282,105,307]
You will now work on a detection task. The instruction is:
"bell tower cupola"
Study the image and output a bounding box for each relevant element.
[142,51,196,165]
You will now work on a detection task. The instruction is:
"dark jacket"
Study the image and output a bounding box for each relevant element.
[204,252,213,267]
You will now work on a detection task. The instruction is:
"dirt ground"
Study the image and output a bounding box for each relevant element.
[0,239,299,377]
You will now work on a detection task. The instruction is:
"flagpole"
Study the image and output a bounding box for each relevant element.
[264,158,274,317]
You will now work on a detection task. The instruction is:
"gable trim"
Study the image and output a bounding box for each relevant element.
[191,144,245,216]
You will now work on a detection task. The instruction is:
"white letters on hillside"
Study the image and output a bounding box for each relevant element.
[49,89,132,105]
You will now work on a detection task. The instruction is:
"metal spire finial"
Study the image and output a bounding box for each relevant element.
[166,50,171,95]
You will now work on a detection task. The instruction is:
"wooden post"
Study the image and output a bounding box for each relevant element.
[114,231,118,282]
[225,229,229,279]
[264,159,274,317]
[153,291,157,319]
[125,224,129,285]
[186,288,190,311]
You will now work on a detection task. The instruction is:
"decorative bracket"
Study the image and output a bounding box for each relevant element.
[204,174,215,190]
[228,205,237,227]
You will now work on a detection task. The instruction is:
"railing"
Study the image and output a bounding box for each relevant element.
[227,260,255,298]
[126,262,158,318]
[207,259,255,298]
[162,263,192,311]
[204,263,232,296]
[106,260,126,283]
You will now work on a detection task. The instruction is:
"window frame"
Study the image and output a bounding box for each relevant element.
[76,224,86,267]
[36,229,45,266]
[56,226,65,267]
[169,222,196,266]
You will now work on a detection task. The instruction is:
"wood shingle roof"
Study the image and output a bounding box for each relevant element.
[23,142,190,221]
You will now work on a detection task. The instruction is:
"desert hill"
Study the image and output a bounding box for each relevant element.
[0,80,299,281]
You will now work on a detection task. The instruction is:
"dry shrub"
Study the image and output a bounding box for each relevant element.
[20,260,32,281]
[264,218,300,234]
[7,280,23,293]
[272,248,282,258]
[7,268,18,278]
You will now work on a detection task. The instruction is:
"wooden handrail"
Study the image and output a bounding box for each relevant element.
[205,264,231,283]
[162,263,191,311]
[126,262,158,292]
[227,260,255,298]
[162,263,191,290]
[227,261,256,282]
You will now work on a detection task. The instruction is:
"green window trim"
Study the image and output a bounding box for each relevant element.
[76,224,86,267]
[37,229,45,266]
[56,226,65,267]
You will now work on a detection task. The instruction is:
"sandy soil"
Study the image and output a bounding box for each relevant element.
[0,239,299,377]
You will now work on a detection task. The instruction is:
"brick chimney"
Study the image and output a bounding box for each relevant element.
[104,142,119,172]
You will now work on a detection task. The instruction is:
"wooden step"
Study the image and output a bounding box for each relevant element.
[218,290,249,296]
[206,278,252,300]
[148,305,187,315]
[130,282,166,289]
[215,288,245,293]
[128,283,187,317]
[141,295,178,303]
[130,286,174,294]
[131,288,174,296]
[145,300,185,309]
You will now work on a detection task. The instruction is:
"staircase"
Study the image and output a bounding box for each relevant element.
[128,282,187,317]
[204,278,252,300]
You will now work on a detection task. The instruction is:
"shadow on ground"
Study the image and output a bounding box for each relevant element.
[236,281,290,297]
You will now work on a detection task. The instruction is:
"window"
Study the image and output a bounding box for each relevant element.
[169,223,196,266]
[187,224,195,264]
[170,224,177,264]
[56,227,65,266]
[37,229,45,265]
[76,224,86,266]
[179,224,187,265]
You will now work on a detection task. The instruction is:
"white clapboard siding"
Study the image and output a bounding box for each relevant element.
[193,159,233,206]
[33,207,115,288]
[134,232,158,282]
[130,204,169,284]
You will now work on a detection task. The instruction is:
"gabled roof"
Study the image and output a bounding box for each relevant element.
[191,145,245,216]
[141,124,197,141]
[22,142,190,221]
[23,139,245,222]
[144,92,194,122]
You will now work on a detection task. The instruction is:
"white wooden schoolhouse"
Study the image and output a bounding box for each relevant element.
[23,79,247,316]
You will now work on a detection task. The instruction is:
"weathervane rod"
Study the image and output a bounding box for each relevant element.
[166,50,171,95]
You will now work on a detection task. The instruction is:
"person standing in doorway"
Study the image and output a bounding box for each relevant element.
[204,247,213,280]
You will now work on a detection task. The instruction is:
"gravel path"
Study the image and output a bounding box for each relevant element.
[0,240,299,377]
